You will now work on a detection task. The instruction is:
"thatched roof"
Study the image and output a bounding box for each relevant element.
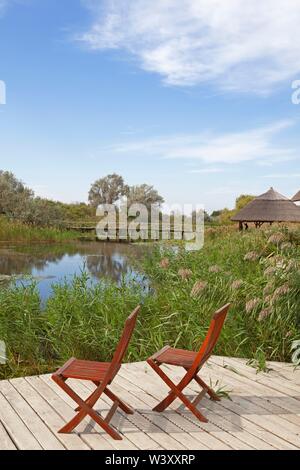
[231,187,300,223]
[292,190,300,202]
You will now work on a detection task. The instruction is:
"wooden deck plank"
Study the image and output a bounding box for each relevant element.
[219,356,300,394]
[25,376,114,451]
[0,357,299,450]
[211,356,300,397]
[42,374,136,450]
[0,391,42,450]
[115,372,231,450]
[0,421,17,450]
[125,363,269,450]
[204,359,300,431]
[0,380,64,450]
[203,359,300,418]
[120,364,243,449]
[10,378,89,451]
[166,370,298,450]
[179,364,300,448]
[116,384,210,450]
[80,377,182,450]
[29,375,128,450]
[84,397,162,449]
[225,356,300,383]
[131,361,300,448]
[61,377,138,450]
[161,364,290,450]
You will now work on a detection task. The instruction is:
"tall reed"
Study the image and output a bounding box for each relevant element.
[0,226,299,379]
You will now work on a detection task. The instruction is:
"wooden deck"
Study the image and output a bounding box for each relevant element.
[0,356,300,450]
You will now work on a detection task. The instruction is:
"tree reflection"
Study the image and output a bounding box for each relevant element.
[0,242,147,283]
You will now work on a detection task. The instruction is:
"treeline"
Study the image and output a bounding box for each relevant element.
[0,170,254,228]
[211,194,255,224]
[0,171,95,227]
[0,171,165,228]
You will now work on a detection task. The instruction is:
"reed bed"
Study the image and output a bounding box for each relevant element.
[0,226,299,379]
[0,216,78,243]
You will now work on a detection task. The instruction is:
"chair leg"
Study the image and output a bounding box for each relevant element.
[194,375,221,402]
[52,374,122,440]
[75,386,134,415]
[59,409,88,434]
[104,388,134,415]
[75,383,99,412]
[59,407,122,440]
[153,390,177,412]
[148,360,193,412]
[148,360,208,423]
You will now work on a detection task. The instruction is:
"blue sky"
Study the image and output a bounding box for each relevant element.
[0,0,300,212]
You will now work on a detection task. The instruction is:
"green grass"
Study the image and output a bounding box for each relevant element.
[0,216,79,243]
[0,226,299,379]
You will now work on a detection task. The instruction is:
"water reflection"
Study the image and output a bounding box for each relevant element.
[0,242,149,299]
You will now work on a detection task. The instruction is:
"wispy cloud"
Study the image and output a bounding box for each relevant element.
[188,167,224,174]
[106,120,296,165]
[0,0,27,16]
[79,0,300,93]
[0,0,8,14]
[263,173,300,178]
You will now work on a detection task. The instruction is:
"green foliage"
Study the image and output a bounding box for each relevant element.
[0,170,33,218]
[59,202,95,222]
[235,194,255,211]
[209,379,232,400]
[0,282,47,378]
[89,173,129,207]
[126,184,164,210]
[45,273,143,362]
[216,194,255,225]
[0,216,78,243]
[0,170,96,229]
[21,197,65,227]
[218,208,235,225]
[0,226,299,379]
[247,348,272,374]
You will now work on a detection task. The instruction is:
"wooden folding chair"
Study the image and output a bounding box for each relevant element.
[147,303,230,423]
[52,305,140,440]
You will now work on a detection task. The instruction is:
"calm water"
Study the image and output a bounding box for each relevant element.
[0,242,149,300]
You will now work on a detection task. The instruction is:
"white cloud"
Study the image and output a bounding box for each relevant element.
[263,173,300,178]
[188,167,224,174]
[0,0,26,16]
[0,0,8,14]
[79,0,300,93]
[106,120,296,165]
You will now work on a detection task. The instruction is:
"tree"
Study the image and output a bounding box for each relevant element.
[126,184,164,210]
[216,194,255,225]
[21,197,65,227]
[235,194,255,211]
[210,210,222,219]
[88,174,128,207]
[0,171,33,218]
[192,209,211,224]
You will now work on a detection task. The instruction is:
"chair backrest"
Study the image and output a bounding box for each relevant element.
[191,303,230,372]
[106,305,140,381]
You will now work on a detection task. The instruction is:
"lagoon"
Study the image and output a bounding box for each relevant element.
[0,242,148,300]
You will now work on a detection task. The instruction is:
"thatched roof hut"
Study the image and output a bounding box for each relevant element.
[231,187,300,227]
[292,190,300,203]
